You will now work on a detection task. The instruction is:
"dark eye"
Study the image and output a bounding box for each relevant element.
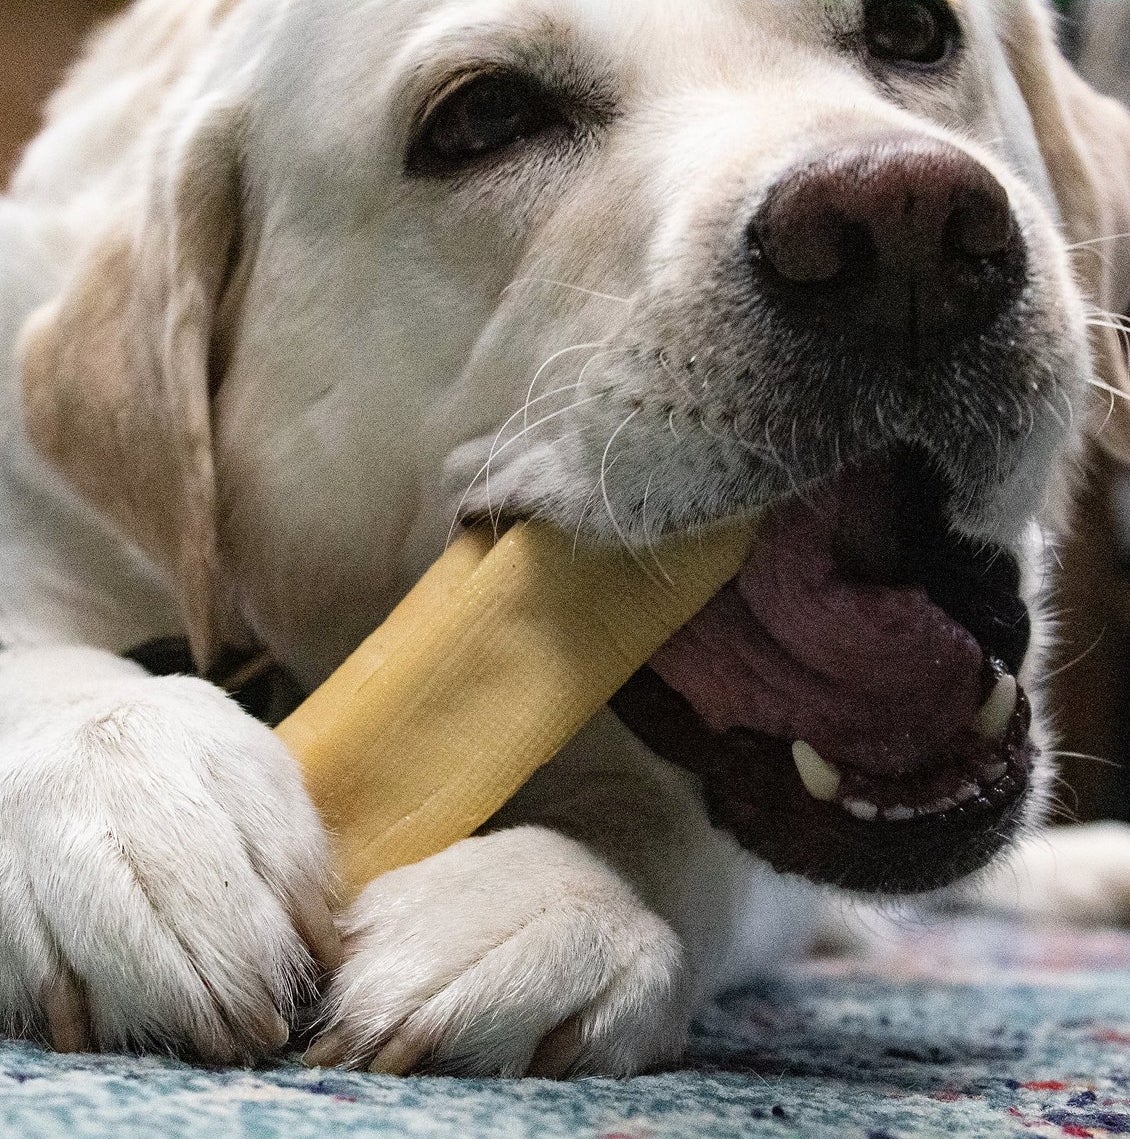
[408,73,566,176]
[864,0,957,66]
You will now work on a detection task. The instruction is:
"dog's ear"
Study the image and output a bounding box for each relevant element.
[1001,0,1130,464]
[19,98,246,668]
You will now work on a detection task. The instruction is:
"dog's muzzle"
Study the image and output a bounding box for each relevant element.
[612,448,1035,894]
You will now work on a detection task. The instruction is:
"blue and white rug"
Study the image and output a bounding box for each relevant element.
[3,918,1130,1139]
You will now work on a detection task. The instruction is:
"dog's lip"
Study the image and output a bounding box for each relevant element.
[610,451,1036,893]
[611,665,1034,894]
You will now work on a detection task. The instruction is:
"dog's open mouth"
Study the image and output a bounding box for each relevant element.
[611,448,1036,894]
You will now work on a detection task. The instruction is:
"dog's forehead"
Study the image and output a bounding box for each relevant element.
[389,0,997,71]
[255,0,1042,215]
[400,0,847,78]
[265,0,1009,154]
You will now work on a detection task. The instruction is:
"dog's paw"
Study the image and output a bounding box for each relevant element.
[0,664,337,1061]
[304,826,691,1077]
[975,822,1130,927]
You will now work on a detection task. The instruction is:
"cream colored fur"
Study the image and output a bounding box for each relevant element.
[1,0,1130,1076]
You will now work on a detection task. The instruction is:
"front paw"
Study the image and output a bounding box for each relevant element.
[0,670,338,1061]
[305,826,691,1078]
[982,822,1130,927]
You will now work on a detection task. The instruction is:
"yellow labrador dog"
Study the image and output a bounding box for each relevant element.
[3,0,1130,1077]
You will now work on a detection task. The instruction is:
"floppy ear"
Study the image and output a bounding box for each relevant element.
[19,98,245,667]
[1001,0,1130,464]
[1000,3,1130,810]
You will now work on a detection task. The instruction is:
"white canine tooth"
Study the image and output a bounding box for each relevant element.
[845,799,880,822]
[954,782,981,804]
[883,806,916,822]
[792,741,842,803]
[923,797,957,816]
[982,762,1008,785]
[977,674,1017,743]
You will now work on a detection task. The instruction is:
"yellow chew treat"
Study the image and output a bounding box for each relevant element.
[276,520,756,899]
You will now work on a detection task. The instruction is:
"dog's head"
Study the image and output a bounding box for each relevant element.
[20,0,1130,892]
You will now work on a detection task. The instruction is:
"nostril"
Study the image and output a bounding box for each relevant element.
[949,177,1014,260]
[747,137,1024,344]
[748,187,852,285]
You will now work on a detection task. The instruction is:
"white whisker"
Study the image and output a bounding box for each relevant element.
[1085,376,1130,403]
[599,407,665,584]
[486,393,606,528]
[573,478,606,559]
[639,473,674,585]
[502,277,632,305]
[447,382,585,547]
[1085,317,1130,336]
[449,339,636,545]
[522,341,607,436]
[1067,231,1130,252]
[1043,628,1106,682]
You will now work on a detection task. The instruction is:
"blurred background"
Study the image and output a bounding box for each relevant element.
[3,0,1130,823]
[0,0,124,183]
[1073,1,1130,102]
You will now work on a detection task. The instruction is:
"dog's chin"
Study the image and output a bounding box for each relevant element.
[609,447,1037,895]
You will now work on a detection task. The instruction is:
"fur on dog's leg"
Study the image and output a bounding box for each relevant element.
[309,710,826,1077]
[957,822,1130,928]
[0,644,337,1060]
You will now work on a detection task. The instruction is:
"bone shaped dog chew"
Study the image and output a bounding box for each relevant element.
[276,520,757,900]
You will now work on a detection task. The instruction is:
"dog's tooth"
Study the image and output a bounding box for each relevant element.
[882,805,916,822]
[976,674,1017,743]
[922,797,957,816]
[845,799,880,822]
[981,761,1008,785]
[953,781,981,804]
[792,741,841,803]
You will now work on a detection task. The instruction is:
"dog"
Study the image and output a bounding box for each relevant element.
[3,0,1130,1078]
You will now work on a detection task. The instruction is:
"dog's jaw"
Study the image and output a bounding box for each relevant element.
[209,0,1088,900]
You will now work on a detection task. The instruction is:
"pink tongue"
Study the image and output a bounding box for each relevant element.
[650,486,983,776]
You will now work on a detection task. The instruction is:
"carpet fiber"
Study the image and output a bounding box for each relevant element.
[3,917,1130,1139]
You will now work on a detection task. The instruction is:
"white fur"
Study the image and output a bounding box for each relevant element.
[0,646,331,1058]
[971,822,1130,928]
[316,712,830,1076]
[321,826,692,1077]
[0,0,1123,1075]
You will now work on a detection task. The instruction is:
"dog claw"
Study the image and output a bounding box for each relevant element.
[368,1034,430,1076]
[251,1008,290,1051]
[528,1018,585,1079]
[302,1026,352,1069]
[41,972,91,1055]
[289,879,343,974]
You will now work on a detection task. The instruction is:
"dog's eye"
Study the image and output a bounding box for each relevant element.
[864,0,957,66]
[409,73,566,176]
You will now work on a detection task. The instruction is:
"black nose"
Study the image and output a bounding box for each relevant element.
[748,137,1023,345]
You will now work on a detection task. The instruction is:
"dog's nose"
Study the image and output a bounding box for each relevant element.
[748,138,1019,342]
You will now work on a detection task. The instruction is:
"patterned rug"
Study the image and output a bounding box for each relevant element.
[3,917,1130,1139]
